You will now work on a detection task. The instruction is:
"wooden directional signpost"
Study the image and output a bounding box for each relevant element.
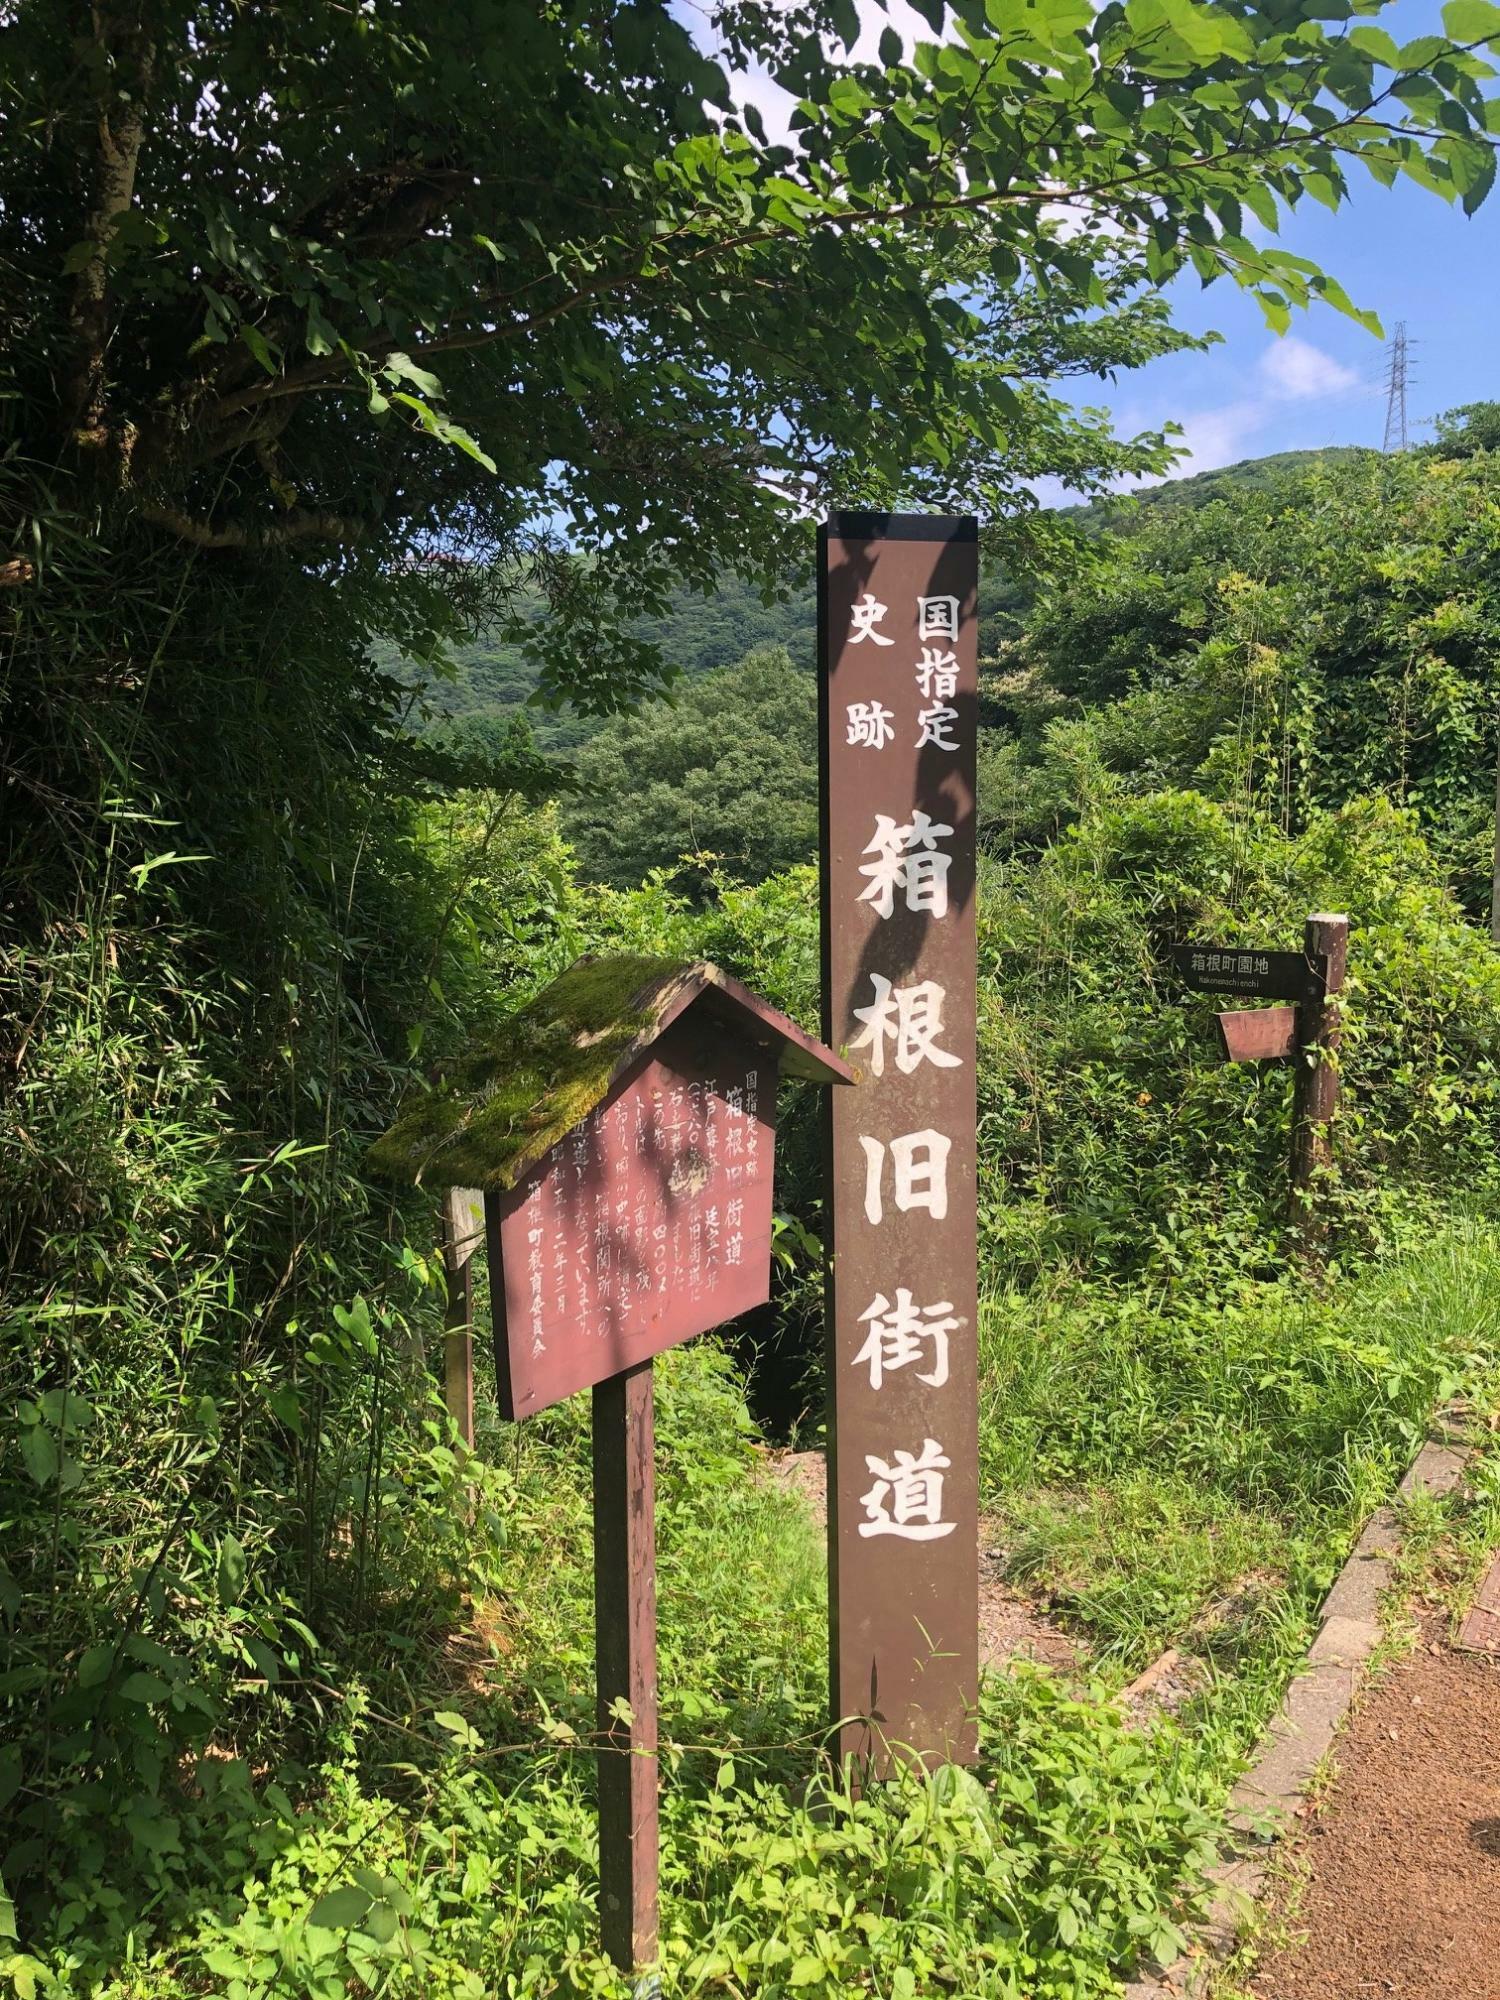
[1173,913,1350,1246]
[1172,942,1328,1006]
[819,514,980,1772]
[372,958,851,1977]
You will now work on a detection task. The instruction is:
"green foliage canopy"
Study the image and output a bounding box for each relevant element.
[6,0,1500,703]
[560,646,818,889]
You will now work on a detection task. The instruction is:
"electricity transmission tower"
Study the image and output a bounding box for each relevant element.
[1381,322,1411,452]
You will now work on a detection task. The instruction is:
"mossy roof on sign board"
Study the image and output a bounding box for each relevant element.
[368,954,850,1193]
[369,954,685,1192]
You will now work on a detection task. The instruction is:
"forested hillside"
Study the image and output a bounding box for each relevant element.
[546,437,1500,903]
[410,446,1366,766]
[415,573,818,755]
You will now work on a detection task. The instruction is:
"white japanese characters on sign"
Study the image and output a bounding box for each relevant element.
[916,647,959,701]
[849,592,894,645]
[917,595,960,642]
[852,1288,959,1390]
[849,974,961,1078]
[858,1128,951,1224]
[916,702,960,751]
[857,1438,956,1540]
[1188,950,1276,979]
[840,604,964,758]
[846,700,896,749]
[857,812,954,920]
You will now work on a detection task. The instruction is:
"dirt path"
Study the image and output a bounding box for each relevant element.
[1249,1610,1500,2000]
[766,1448,1229,1716]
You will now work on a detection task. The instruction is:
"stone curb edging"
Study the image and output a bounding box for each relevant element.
[1122,1406,1471,2000]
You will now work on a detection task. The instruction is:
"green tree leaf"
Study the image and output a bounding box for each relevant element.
[362,1902,399,1944]
[307,1886,374,1931]
[18,1427,57,1488]
[240,322,279,374]
[117,1672,172,1704]
[1443,0,1500,42]
[37,1389,93,1433]
[217,1533,247,1606]
[77,1640,114,1688]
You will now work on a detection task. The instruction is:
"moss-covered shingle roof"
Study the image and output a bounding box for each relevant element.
[369,954,851,1192]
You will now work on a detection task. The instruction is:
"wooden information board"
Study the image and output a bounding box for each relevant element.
[487,1012,777,1420]
[819,512,979,1771]
[376,957,852,1978]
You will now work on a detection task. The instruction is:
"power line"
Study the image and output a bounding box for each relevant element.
[1382,322,1413,453]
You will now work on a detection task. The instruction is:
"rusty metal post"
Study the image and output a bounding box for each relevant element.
[593,1360,658,1975]
[1288,912,1349,1255]
[440,1188,477,1448]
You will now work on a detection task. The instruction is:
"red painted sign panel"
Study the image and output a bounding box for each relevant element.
[1217,1005,1298,1064]
[819,513,979,1771]
[487,1012,777,1419]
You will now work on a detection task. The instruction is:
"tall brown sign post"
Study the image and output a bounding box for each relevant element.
[819,514,979,1772]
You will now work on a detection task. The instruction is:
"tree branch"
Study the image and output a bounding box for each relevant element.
[202,92,1478,438]
[138,501,366,550]
[64,4,155,438]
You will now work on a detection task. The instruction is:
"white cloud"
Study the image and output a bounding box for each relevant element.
[722,58,799,148]
[1257,335,1359,402]
[1101,400,1261,493]
[1103,336,1378,496]
[1165,400,1264,473]
[676,0,955,150]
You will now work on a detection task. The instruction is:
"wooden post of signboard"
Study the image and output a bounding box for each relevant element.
[593,1361,658,1975]
[819,513,979,1774]
[440,1187,477,1449]
[1288,912,1348,1253]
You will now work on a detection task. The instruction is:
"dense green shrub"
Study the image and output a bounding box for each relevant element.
[549,781,1500,1290]
[0,521,555,1954]
[2,1338,1228,2000]
[993,441,1500,908]
[976,791,1500,1283]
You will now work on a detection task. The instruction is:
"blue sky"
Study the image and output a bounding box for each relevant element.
[1106,0,1500,479]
